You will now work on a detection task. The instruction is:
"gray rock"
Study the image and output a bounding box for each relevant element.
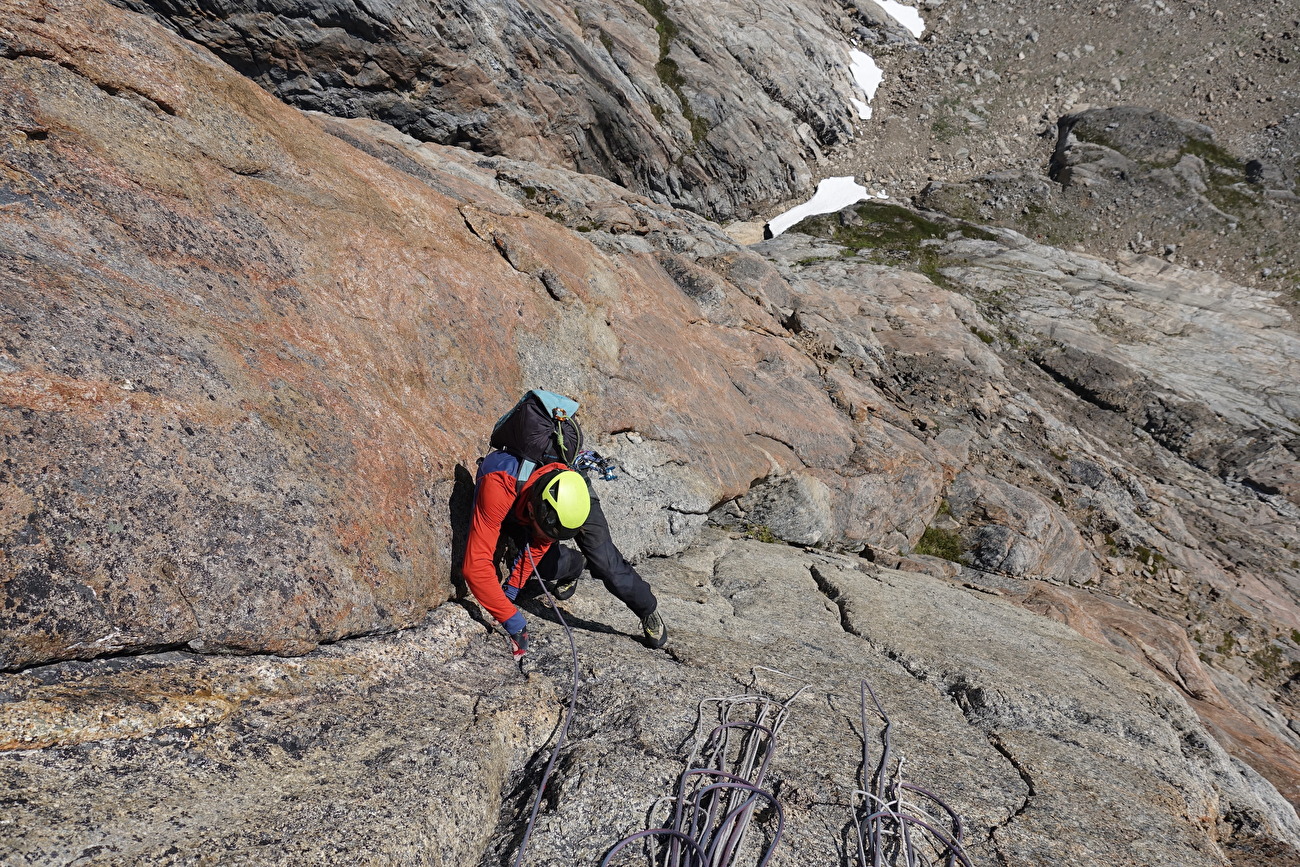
[109,0,908,221]
[736,472,835,545]
[0,606,560,865]
[6,534,1297,865]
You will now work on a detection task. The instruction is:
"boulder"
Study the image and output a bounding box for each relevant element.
[947,472,1100,586]
[736,472,834,546]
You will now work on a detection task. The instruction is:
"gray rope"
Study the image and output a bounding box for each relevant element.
[854,679,973,867]
[511,546,580,867]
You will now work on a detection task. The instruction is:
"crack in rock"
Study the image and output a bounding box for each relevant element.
[986,732,1037,834]
[808,563,853,635]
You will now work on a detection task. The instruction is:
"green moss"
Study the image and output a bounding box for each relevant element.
[789,202,994,289]
[914,526,965,563]
[746,523,778,544]
[523,185,537,200]
[936,499,952,517]
[1134,546,1167,568]
[1216,631,1237,655]
[1290,629,1300,646]
[1181,137,1246,173]
[969,326,995,344]
[1252,644,1284,679]
[931,116,961,144]
[634,0,710,145]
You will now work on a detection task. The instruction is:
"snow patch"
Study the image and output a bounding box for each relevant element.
[768,177,870,237]
[848,49,883,121]
[876,0,926,38]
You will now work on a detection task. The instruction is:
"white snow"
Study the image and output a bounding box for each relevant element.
[768,176,871,237]
[876,0,926,38]
[848,49,883,120]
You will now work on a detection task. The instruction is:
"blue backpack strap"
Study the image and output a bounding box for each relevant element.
[477,448,536,495]
[515,458,537,494]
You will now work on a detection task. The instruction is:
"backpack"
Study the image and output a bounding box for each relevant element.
[489,389,583,491]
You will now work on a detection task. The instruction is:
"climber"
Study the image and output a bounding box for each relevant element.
[461,391,667,658]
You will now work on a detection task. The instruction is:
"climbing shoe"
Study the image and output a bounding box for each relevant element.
[641,610,668,649]
[551,575,578,601]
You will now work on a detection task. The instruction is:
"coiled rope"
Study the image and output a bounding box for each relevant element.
[855,679,974,867]
[601,669,807,867]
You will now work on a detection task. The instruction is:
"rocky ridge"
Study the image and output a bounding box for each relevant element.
[109,0,918,222]
[2,0,1300,864]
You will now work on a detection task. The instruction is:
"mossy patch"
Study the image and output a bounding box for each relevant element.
[789,202,995,290]
[1134,546,1167,569]
[914,526,965,562]
[1180,137,1246,173]
[1252,644,1285,679]
[1216,631,1237,655]
[634,0,711,145]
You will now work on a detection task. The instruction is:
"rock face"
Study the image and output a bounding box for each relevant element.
[760,205,1300,814]
[4,0,1300,863]
[108,0,914,221]
[918,106,1299,291]
[0,0,919,669]
[0,605,560,864]
[5,532,1299,865]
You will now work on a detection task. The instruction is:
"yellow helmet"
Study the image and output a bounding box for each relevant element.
[531,470,590,540]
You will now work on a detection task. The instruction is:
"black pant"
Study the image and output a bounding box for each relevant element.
[533,493,657,619]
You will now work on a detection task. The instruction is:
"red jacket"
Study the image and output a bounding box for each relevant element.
[462,455,569,627]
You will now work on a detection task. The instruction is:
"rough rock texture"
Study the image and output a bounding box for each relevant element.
[4,0,1300,862]
[947,470,1099,586]
[108,0,917,222]
[0,0,932,670]
[0,605,559,864]
[759,207,1300,813]
[917,106,1299,293]
[4,532,1299,865]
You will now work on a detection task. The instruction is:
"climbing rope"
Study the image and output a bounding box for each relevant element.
[511,546,580,867]
[854,679,974,867]
[601,669,807,867]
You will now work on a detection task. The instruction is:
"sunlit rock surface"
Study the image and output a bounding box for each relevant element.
[2,0,1299,863]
